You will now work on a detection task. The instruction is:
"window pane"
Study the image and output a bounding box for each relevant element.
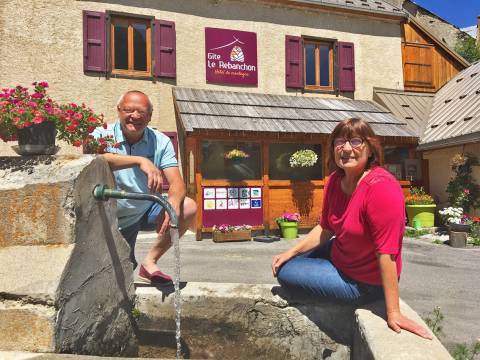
[269,144,322,180]
[201,141,261,180]
[133,23,147,71]
[114,23,128,70]
[320,45,330,87]
[305,44,316,86]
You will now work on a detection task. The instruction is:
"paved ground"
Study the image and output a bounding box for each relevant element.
[134,231,480,352]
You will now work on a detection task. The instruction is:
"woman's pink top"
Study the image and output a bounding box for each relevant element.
[320,166,405,285]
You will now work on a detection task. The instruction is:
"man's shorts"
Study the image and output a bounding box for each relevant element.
[119,199,167,269]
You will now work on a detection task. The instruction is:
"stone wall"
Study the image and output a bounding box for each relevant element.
[0,0,404,147]
[0,156,137,355]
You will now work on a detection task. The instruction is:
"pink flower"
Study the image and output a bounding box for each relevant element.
[464,189,470,194]
[38,81,49,88]
[32,116,44,124]
[27,101,37,108]
[31,93,44,99]
[16,107,26,114]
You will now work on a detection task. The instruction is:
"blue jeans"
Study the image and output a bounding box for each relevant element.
[276,240,384,305]
[119,201,166,269]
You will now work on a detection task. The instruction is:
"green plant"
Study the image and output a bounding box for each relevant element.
[432,238,444,245]
[404,228,429,238]
[452,341,480,360]
[289,149,318,168]
[447,154,480,212]
[131,308,142,320]
[405,186,435,205]
[422,306,444,338]
[455,34,480,63]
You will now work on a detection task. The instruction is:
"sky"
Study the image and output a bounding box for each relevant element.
[412,0,480,29]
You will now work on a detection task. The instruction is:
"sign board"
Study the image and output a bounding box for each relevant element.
[205,27,258,85]
[202,186,263,227]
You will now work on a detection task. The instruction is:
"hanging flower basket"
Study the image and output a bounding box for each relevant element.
[289,149,318,168]
[224,149,250,160]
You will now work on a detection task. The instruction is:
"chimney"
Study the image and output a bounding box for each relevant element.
[477,16,480,46]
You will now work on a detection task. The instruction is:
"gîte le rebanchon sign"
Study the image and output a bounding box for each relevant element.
[205,27,258,85]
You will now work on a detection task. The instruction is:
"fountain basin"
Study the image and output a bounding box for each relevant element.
[135,282,451,360]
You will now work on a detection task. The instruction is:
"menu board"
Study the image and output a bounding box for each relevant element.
[202,186,263,227]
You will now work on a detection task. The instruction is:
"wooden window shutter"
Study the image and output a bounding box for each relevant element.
[338,42,355,92]
[161,131,179,190]
[83,11,106,72]
[154,20,176,78]
[285,36,304,88]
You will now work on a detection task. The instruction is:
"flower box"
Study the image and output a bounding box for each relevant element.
[213,229,252,242]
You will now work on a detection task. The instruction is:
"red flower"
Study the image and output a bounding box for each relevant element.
[102,122,108,129]
[72,140,82,147]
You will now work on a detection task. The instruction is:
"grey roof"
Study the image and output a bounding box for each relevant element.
[418,61,480,150]
[373,87,434,137]
[290,0,405,17]
[173,87,417,138]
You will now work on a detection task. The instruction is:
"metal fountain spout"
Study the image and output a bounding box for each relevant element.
[92,184,179,228]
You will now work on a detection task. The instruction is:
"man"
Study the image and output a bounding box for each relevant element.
[93,90,197,284]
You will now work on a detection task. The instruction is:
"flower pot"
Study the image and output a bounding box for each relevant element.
[449,223,471,233]
[279,221,298,239]
[213,230,252,242]
[14,121,58,155]
[405,204,436,228]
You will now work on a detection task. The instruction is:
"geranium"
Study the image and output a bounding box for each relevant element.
[289,149,318,168]
[212,224,252,233]
[224,149,250,159]
[0,82,115,153]
[276,212,300,223]
[405,187,435,205]
[446,153,480,211]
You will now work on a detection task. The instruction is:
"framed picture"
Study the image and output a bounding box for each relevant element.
[404,159,422,181]
[385,163,402,180]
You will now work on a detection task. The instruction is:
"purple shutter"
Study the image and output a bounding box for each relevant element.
[338,42,355,92]
[161,132,178,190]
[83,11,106,72]
[154,20,176,78]
[285,36,304,88]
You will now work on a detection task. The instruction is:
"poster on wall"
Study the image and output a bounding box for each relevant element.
[205,27,258,85]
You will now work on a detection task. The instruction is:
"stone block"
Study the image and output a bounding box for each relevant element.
[0,156,137,356]
[353,300,452,359]
[0,301,55,352]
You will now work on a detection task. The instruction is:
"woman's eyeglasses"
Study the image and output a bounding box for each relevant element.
[333,137,364,149]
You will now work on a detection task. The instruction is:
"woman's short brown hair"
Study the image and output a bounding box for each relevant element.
[327,118,383,174]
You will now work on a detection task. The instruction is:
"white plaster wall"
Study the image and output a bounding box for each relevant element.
[0,0,403,155]
[422,143,480,214]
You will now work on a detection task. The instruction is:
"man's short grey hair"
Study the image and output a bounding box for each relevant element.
[117,90,154,113]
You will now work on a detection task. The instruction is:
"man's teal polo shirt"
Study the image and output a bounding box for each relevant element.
[93,122,178,229]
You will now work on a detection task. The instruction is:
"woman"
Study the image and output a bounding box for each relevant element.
[272,118,432,339]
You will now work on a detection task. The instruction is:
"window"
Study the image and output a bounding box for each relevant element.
[269,143,322,180]
[285,36,354,92]
[83,11,176,78]
[304,41,334,90]
[111,16,151,76]
[201,141,261,180]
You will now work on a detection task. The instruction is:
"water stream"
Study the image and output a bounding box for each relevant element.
[170,227,182,359]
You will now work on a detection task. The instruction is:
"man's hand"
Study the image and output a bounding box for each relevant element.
[138,158,164,193]
[156,203,181,237]
[387,311,433,339]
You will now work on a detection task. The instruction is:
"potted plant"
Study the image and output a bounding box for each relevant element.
[212,224,252,242]
[439,207,472,232]
[0,82,115,155]
[289,149,318,168]
[405,187,436,228]
[276,212,300,239]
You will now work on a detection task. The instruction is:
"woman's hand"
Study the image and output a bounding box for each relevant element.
[272,251,295,277]
[387,311,433,339]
